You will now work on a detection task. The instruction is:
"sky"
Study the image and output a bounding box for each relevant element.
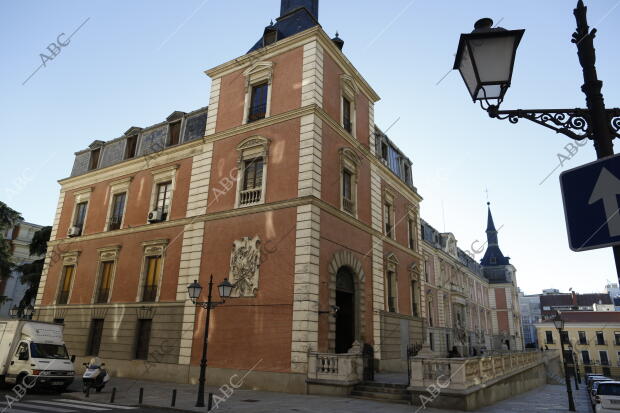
[1,0,619,295]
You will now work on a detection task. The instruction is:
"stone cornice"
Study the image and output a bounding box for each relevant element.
[204,26,380,103]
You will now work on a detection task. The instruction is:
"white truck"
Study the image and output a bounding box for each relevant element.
[0,319,74,391]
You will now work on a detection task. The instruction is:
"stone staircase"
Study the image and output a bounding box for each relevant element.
[350,381,412,405]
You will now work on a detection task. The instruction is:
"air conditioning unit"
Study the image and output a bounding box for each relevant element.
[67,226,81,237]
[148,209,163,223]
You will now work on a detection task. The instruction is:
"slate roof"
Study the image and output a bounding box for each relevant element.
[480,204,510,266]
[248,2,320,53]
[538,311,620,323]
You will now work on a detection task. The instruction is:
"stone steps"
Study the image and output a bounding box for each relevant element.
[350,381,412,405]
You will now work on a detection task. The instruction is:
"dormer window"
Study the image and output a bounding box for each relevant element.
[168,121,181,146]
[125,135,138,159]
[263,25,278,46]
[89,148,100,170]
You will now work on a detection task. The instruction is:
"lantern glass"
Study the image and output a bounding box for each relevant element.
[454,19,524,102]
[23,305,34,317]
[218,278,234,299]
[9,306,18,317]
[187,280,202,300]
[553,314,564,330]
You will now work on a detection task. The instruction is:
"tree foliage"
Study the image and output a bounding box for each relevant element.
[17,226,51,311]
[0,202,22,304]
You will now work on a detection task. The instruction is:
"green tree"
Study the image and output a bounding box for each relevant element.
[0,202,22,304]
[17,226,51,311]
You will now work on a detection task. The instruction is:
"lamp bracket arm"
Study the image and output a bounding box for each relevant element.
[486,106,620,141]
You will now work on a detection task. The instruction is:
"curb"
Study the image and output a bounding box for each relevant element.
[61,392,197,412]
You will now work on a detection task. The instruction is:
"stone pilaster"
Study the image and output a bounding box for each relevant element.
[290,204,321,373]
[301,40,324,108]
[177,142,213,365]
[205,77,221,136]
[298,114,322,198]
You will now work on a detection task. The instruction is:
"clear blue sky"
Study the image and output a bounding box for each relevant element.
[1,0,619,295]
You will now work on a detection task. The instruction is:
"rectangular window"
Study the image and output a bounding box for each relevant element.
[142,256,161,302]
[86,319,104,356]
[386,271,397,312]
[248,83,268,122]
[57,265,74,305]
[74,202,88,229]
[155,182,172,220]
[134,319,152,360]
[242,158,264,191]
[615,332,620,346]
[53,318,64,325]
[597,331,606,345]
[560,330,569,345]
[342,169,354,214]
[95,261,114,304]
[381,141,388,162]
[428,301,434,327]
[429,333,434,351]
[239,158,264,206]
[384,201,393,238]
[581,350,590,365]
[408,217,415,249]
[108,192,126,231]
[600,350,610,366]
[168,121,181,146]
[578,331,587,345]
[125,135,138,159]
[89,149,100,170]
[545,330,554,344]
[411,280,418,317]
[342,97,352,133]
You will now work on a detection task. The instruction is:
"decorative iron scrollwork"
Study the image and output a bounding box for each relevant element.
[485,105,620,141]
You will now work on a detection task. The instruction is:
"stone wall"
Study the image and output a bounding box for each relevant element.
[379,311,423,371]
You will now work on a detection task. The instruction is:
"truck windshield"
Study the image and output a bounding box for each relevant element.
[29,343,69,359]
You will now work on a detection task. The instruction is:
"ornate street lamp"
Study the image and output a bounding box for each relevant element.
[454,2,620,281]
[8,306,19,318]
[186,275,234,408]
[454,2,619,154]
[553,312,576,411]
[23,305,35,319]
[453,18,524,102]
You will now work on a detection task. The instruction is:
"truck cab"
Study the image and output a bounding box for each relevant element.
[0,320,74,391]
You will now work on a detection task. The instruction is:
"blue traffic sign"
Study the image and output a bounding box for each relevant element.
[560,153,620,251]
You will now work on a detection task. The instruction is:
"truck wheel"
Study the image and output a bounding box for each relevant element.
[16,374,30,391]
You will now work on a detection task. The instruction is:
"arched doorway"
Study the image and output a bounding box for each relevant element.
[336,267,355,353]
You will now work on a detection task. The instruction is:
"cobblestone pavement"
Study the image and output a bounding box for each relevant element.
[62,378,592,413]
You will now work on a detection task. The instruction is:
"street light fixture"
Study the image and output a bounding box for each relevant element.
[9,306,18,318]
[454,1,620,280]
[553,312,576,411]
[186,275,235,408]
[23,305,35,319]
[453,18,524,102]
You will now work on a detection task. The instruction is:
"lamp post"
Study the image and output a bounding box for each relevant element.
[567,342,579,389]
[553,312,576,412]
[453,1,620,279]
[186,275,234,408]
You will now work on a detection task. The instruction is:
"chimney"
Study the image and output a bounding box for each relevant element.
[571,291,577,306]
[280,0,319,20]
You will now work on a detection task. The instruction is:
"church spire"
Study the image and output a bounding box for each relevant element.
[486,202,498,247]
[480,202,509,267]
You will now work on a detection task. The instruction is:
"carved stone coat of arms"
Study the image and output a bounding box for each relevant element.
[229,236,261,297]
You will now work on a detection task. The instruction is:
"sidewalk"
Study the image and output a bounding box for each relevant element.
[62,377,592,412]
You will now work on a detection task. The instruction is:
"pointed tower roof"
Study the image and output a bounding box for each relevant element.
[480,202,510,267]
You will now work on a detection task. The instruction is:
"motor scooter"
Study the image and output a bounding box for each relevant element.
[82,357,110,394]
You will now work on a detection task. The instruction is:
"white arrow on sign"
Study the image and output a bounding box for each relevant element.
[589,167,620,237]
